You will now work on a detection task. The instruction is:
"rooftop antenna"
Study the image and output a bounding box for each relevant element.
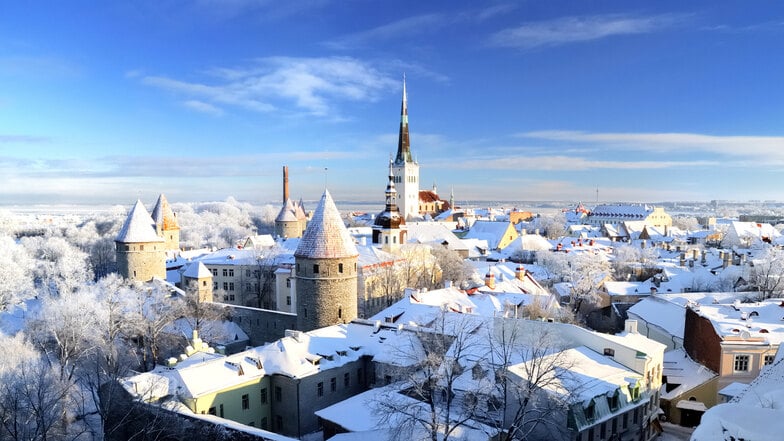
[596,186,599,204]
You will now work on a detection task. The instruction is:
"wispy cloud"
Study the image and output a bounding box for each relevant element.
[487,13,685,49]
[520,130,784,162]
[324,4,518,50]
[140,56,397,118]
[183,100,224,116]
[323,14,449,50]
[0,134,51,143]
[435,155,714,171]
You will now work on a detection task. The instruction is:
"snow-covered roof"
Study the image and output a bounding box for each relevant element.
[199,247,259,266]
[151,193,179,230]
[589,204,655,219]
[275,198,298,222]
[692,356,784,441]
[688,298,784,345]
[405,222,468,251]
[660,349,716,400]
[116,199,165,243]
[294,190,358,260]
[508,345,642,403]
[183,261,211,279]
[627,296,686,340]
[461,220,515,250]
[243,235,275,250]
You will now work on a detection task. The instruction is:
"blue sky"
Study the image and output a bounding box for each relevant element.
[1,1,784,207]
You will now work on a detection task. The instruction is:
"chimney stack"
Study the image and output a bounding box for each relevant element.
[485,270,496,290]
[283,166,290,203]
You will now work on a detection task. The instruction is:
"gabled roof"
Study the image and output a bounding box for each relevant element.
[116,200,165,243]
[294,190,358,259]
[461,220,515,250]
[151,193,179,230]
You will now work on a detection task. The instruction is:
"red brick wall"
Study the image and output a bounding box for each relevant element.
[684,307,722,373]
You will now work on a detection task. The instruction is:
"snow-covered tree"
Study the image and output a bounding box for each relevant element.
[748,246,784,300]
[21,235,93,297]
[0,236,35,309]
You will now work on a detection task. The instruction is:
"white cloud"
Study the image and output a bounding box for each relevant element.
[521,130,784,162]
[183,100,224,116]
[487,14,684,49]
[434,155,714,171]
[323,13,448,50]
[140,56,397,118]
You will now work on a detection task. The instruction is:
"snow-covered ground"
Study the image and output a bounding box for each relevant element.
[659,422,695,441]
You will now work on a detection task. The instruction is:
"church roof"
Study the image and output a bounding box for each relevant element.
[295,190,358,259]
[151,193,179,230]
[116,200,165,243]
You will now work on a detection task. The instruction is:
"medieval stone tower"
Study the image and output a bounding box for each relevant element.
[391,76,420,220]
[115,199,166,282]
[182,261,213,303]
[373,160,407,252]
[275,166,308,239]
[151,193,180,251]
[294,189,358,332]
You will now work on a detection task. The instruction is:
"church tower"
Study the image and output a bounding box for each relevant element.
[391,76,420,220]
[275,166,307,239]
[115,200,166,282]
[151,193,180,251]
[373,160,406,252]
[294,190,358,332]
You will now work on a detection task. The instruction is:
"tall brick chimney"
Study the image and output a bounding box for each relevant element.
[283,166,289,203]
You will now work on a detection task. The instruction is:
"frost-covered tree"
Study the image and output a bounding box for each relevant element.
[566,252,610,313]
[374,313,488,441]
[748,246,784,300]
[535,212,567,240]
[21,235,92,297]
[612,244,660,282]
[431,246,473,288]
[0,236,35,309]
[0,333,77,441]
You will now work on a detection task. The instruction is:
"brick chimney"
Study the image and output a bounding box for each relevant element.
[515,264,526,281]
[283,165,289,203]
[485,270,496,290]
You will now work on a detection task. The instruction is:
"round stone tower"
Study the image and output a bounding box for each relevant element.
[151,193,180,251]
[294,190,358,332]
[115,199,166,282]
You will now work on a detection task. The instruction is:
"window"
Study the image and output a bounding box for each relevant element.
[338,307,342,319]
[339,263,343,273]
[140,244,144,251]
[223,282,229,290]
[228,294,235,301]
[208,407,216,415]
[228,269,234,277]
[603,348,615,357]
[331,377,337,392]
[584,401,595,421]
[241,394,249,410]
[260,388,267,404]
[286,279,291,288]
[211,268,217,276]
[275,386,282,402]
[286,296,291,305]
[219,404,224,417]
[317,382,324,397]
[228,282,235,291]
[344,372,350,388]
[246,270,251,277]
[608,392,619,411]
[223,269,228,277]
[214,282,218,290]
[245,283,251,291]
[734,354,750,372]
[765,355,775,365]
[202,280,207,287]
[313,264,319,274]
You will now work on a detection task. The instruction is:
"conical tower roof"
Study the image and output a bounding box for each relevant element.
[295,190,358,259]
[116,200,165,243]
[151,194,179,230]
[276,198,298,222]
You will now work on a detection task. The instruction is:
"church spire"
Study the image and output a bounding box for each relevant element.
[394,75,413,165]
